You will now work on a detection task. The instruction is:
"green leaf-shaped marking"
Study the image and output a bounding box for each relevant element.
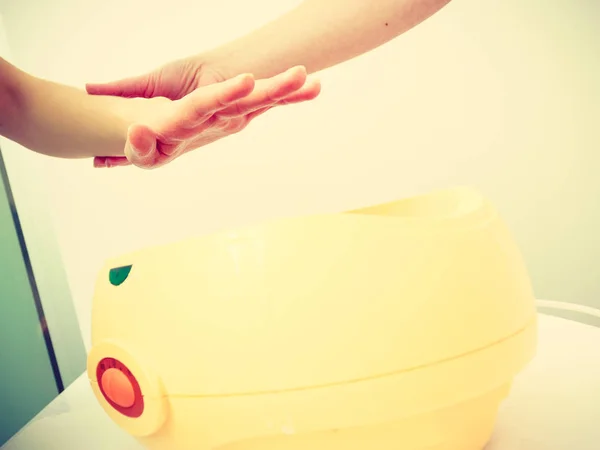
[109,265,133,286]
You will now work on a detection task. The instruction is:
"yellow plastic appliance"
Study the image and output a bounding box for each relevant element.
[87,187,537,450]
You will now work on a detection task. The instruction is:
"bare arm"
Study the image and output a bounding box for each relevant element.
[205,0,452,79]
[0,57,132,159]
[1,57,320,168]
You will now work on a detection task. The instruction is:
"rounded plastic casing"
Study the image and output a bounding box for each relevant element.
[87,187,537,450]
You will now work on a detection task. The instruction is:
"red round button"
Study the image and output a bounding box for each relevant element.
[97,357,144,418]
[101,368,135,408]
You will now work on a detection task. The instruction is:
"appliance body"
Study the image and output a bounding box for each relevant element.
[87,187,537,450]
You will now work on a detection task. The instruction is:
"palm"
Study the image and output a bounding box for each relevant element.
[87,63,320,169]
[131,99,257,166]
[138,60,227,100]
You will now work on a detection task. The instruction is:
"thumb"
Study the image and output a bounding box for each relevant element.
[125,124,159,169]
[86,75,151,98]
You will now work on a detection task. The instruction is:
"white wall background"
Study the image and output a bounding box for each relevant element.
[0,14,86,384]
[1,0,598,348]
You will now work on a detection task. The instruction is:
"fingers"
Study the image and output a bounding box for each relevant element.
[93,156,132,168]
[242,78,319,122]
[252,66,307,103]
[124,123,161,169]
[94,125,165,170]
[222,77,321,126]
[86,75,151,98]
[157,73,255,140]
[217,66,308,118]
[278,77,321,104]
[246,106,274,122]
[93,157,107,168]
[93,66,321,170]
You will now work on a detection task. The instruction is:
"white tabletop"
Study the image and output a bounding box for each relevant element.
[3,313,600,450]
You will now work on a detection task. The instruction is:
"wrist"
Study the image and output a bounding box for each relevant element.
[92,97,138,157]
[197,47,244,81]
[199,19,296,81]
[198,1,325,80]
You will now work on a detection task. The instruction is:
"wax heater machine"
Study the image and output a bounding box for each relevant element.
[87,187,537,450]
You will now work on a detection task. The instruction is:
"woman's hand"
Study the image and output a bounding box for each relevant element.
[88,63,320,169]
[86,55,227,101]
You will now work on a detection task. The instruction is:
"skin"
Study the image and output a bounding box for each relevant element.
[0,58,320,168]
[87,0,453,169]
[204,0,454,79]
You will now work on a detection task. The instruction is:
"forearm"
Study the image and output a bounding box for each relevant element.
[206,0,452,79]
[0,58,129,159]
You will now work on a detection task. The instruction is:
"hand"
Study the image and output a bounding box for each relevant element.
[87,56,229,101]
[87,61,320,169]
